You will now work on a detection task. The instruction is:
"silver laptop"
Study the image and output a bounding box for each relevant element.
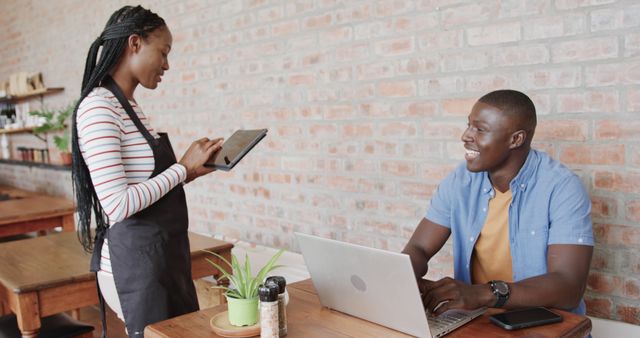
[295,232,485,338]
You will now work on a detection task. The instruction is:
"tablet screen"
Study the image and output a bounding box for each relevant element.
[204,129,267,171]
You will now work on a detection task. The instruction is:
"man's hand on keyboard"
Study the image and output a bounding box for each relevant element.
[420,277,493,316]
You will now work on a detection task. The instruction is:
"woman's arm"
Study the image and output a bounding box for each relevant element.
[76,97,187,224]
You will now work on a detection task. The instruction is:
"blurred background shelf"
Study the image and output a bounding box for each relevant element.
[0,158,70,171]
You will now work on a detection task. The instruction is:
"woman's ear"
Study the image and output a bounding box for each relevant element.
[509,130,527,149]
[127,34,143,53]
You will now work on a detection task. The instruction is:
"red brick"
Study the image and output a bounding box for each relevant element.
[625,32,640,57]
[391,13,439,32]
[381,122,417,137]
[325,105,356,119]
[521,67,582,89]
[376,0,414,16]
[418,30,464,50]
[591,196,619,219]
[419,76,464,96]
[400,182,437,199]
[467,22,522,46]
[585,61,640,87]
[374,37,415,57]
[358,178,397,195]
[396,56,440,76]
[587,272,623,295]
[303,13,332,29]
[359,102,392,118]
[625,278,640,300]
[441,2,498,28]
[288,73,315,86]
[560,144,625,165]
[536,120,588,141]
[626,200,640,222]
[616,303,640,325]
[335,3,371,23]
[309,123,337,137]
[523,14,586,40]
[491,45,549,67]
[590,8,624,31]
[422,122,466,140]
[442,98,476,116]
[596,120,640,140]
[356,61,394,80]
[530,142,556,158]
[394,101,438,118]
[377,81,416,98]
[442,51,490,72]
[557,90,620,113]
[271,20,299,37]
[382,161,416,177]
[556,0,616,10]
[584,295,614,318]
[344,159,377,173]
[465,73,515,93]
[628,87,640,112]
[633,146,640,166]
[594,171,640,194]
[551,37,618,63]
[319,26,353,45]
[341,123,374,138]
[592,223,640,247]
[326,176,357,193]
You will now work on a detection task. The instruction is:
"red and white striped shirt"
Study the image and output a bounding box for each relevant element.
[77,87,187,273]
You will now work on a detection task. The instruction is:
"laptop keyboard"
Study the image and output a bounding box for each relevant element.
[427,311,471,334]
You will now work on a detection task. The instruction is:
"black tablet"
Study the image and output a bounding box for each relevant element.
[204,129,268,171]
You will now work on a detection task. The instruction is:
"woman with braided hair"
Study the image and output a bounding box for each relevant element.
[72,5,222,337]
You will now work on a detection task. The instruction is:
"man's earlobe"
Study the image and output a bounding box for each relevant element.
[510,130,526,149]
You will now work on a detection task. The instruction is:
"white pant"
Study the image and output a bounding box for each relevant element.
[97,270,125,321]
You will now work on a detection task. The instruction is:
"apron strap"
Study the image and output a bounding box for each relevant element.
[95,273,108,338]
[102,76,158,146]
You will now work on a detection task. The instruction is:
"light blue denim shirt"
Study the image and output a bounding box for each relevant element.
[425,149,593,315]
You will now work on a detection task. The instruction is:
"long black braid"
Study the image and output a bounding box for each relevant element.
[72,5,165,252]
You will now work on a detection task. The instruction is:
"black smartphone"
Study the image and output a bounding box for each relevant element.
[489,307,563,330]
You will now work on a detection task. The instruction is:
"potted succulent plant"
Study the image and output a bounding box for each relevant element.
[29,101,75,165]
[205,248,284,327]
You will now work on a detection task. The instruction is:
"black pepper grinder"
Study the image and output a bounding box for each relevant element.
[265,276,287,336]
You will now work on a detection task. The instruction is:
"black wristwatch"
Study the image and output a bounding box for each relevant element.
[489,280,510,308]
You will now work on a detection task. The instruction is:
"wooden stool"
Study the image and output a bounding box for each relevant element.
[0,313,94,338]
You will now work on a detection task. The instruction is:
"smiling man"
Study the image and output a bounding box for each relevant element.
[402,89,593,316]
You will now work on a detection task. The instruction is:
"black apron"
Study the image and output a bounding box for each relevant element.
[89,76,199,338]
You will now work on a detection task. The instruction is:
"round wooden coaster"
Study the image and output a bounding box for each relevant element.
[210,311,260,337]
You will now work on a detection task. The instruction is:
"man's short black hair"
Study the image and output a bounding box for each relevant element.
[478,89,537,134]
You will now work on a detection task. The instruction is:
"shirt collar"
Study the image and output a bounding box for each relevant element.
[509,149,538,192]
[480,149,538,195]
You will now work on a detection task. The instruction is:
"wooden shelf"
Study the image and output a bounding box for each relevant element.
[0,127,35,135]
[0,87,64,104]
[0,158,70,171]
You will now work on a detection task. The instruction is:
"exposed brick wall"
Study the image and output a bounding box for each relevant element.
[0,0,638,324]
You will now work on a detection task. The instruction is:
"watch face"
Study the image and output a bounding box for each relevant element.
[495,281,509,295]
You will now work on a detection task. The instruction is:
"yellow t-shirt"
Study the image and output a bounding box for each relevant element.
[471,189,514,284]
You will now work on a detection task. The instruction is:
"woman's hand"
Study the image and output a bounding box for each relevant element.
[179,137,223,183]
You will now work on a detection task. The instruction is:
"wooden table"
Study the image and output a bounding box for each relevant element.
[146,279,591,338]
[0,185,75,238]
[0,231,233,338]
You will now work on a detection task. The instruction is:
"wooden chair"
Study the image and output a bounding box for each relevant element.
[0,313,94,338]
